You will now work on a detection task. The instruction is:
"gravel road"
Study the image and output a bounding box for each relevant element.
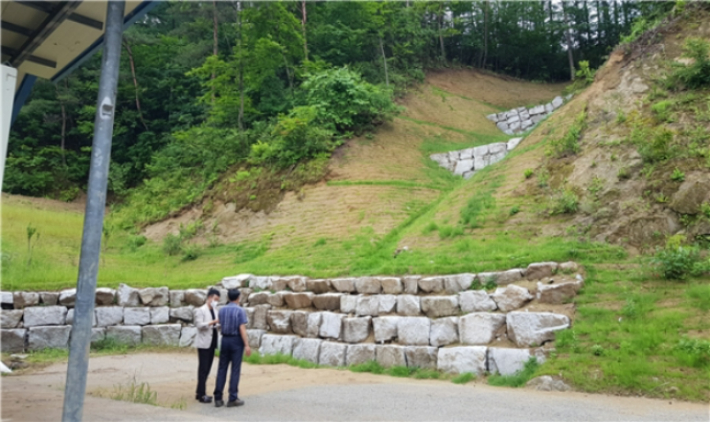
[2,353,707,421]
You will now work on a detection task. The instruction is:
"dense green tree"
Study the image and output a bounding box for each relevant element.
[5,0,675,201]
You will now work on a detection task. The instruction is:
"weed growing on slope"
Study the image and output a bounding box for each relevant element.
[686,283,710,311]
[488,358,540,387]
[670,168,685,182]
[459,176,501,228]
[547,109,587,158]
[675,337,710,368]
[549,189,579,215]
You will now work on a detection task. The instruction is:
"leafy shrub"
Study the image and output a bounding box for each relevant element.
[510,206,520,216]
[591,344,605,356]
[127,235,147,252]
[651,246,705,280]
[162,234,182,256]
[250,106,337,168]
[670,38,710,90]
[300,67,399,133]
[524,169,534,179]
[549,189,579,215]
[181,244,201,262]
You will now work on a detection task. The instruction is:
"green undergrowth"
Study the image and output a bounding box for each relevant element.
[538,264,710,402]
[488,357,540,387]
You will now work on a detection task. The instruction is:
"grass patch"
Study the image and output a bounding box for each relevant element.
[349,360,386,374]
[547,108,587,158]
[100,379,159,406]
[488,357,540,388]
[243,352,320,369]
[686,283,710,311]
[539,265,710,401]
[451,372,475,384]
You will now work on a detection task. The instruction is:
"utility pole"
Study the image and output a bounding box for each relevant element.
[61,2,125,421]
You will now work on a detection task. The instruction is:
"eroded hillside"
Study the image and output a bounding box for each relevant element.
[396,8,710,260]
[142,70,566,263]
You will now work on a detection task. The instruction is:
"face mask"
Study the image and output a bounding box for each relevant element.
[211,300,219,309]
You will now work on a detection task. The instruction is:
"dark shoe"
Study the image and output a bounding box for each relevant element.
[214,400,224,408]
[198,395,213,403]
[226,399,245,407]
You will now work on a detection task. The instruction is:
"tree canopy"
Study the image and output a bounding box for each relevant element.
[6,0,673,205]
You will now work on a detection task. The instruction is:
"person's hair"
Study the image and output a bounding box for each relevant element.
[207,288,221,298]
[228,289,241,302]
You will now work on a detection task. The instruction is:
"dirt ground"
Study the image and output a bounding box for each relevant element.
[2,353,708,422]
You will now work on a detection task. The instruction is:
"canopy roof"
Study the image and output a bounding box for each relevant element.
[2,1,155,122]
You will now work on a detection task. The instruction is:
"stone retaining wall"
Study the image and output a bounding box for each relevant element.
[1,261,583,376]
[429,137,523,179]
[487,94,572,135]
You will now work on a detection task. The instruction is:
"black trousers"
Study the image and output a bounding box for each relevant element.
[214,336,245,402]
[196,345,216,398]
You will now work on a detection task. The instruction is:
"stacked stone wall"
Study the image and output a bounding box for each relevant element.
[430,137,523,179]
[487,94,572,135]
[1,261,583,376]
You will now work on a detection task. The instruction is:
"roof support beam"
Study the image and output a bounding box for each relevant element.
[1,20,34,37]
[1,46,57,68]
[15,1,104,31]
[9,1,82,68]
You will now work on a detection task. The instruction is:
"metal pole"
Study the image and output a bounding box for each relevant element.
[62,2,125,421]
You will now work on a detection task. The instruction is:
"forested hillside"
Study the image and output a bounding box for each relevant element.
[4,1,710,401]
[7,0,671,208]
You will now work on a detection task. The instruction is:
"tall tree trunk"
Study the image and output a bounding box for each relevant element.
[438,3,446,64]
[123,40,149,131]
[301,1,308,60]
[56,81,67,166]
[562,3,575,81]
[482,0,489,68]
[237,1,244,131]
[379,35,389,87]
[212,0,218,103]
[283,53,294,95]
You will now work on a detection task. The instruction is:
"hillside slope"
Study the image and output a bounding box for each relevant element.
[140,70,570,274]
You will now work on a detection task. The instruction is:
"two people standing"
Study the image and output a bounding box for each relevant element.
[193,288,251,408]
